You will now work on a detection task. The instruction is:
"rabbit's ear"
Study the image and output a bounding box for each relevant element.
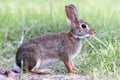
[65,4,79,23]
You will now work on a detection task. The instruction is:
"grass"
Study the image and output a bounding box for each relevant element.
[0,0,120,79]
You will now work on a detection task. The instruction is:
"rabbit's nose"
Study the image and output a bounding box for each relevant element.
[90,29,96,34]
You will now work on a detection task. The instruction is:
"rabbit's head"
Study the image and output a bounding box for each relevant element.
[65,4,95,39]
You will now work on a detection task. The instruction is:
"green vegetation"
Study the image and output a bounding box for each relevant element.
[0,0,120,79]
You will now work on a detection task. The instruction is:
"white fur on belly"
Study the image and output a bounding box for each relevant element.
[32,58,60,70]
[39,58,60,68]
[71,43,82,58]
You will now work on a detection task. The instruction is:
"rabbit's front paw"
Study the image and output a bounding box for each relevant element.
[72,67,78,71]
[69,67,78,74]
[69,69,78,74]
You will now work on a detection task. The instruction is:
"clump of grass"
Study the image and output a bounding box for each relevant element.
[76,35,120,78]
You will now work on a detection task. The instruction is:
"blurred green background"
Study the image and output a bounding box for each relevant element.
[0,0,120,79]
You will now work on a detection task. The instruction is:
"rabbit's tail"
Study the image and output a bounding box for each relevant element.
[12,63,20,73]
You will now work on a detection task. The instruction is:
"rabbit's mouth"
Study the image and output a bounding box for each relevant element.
[73,34,93,39]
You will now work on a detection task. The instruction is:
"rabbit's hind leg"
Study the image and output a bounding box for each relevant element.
[30,59,54,74]
[30,69,54,74]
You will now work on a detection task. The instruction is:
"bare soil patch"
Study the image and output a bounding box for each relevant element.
[0,66,92,80]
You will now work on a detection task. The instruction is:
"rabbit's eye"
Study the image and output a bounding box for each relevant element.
[81,24,86,28]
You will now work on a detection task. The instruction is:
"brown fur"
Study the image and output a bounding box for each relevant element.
[13,4,95,74]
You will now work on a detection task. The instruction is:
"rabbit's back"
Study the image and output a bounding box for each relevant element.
[17,32,82,58]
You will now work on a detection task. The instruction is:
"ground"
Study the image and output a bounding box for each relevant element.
[0,66,91,80]
[0,66,117,80]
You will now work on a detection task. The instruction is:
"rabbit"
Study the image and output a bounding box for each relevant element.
[13,4,95,74]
